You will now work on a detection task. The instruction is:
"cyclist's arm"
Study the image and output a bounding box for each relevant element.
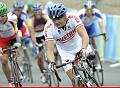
[26,18,37,45]
[77,25,89,49]
[45,40,55,63]
[29,26,38,45]
[98,21,106,34]
[74,15,89,49]
[44,21,55,63]
[94,9,106,34]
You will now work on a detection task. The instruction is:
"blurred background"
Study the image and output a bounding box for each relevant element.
[1,0,120,14]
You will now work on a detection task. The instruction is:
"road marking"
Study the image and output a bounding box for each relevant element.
[109,63,120,68]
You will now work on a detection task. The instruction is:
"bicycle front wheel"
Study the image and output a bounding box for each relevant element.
[50,71,60,87]
[93,51,104,86]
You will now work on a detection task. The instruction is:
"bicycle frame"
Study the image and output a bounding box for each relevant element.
[3,45,23,87]
[89,34,104,86]
[56,54,100,87]
[21,38,33,83]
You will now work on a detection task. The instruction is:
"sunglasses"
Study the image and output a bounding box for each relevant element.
[52,16,65,20]
[14,8,22,12]
[33,10,42,14]
[0,14,7,18]
[86,9,93,12]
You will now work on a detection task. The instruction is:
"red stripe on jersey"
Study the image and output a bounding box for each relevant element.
[45,38,54,41]
[75,23,84,30]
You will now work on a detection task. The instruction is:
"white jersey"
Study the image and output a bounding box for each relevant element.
[44,12,84,52]
[78,8,103,27]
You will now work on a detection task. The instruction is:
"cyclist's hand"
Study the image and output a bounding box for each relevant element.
[103,33,107,41]
[35,42,42,47]
[80,48,87,59]
[48,62,56,71]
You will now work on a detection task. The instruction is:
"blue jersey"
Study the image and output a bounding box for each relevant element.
[78,8,103,36]
[17,12,27,29]
[78,8,102,27]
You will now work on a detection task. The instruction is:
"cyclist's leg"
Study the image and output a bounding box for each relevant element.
[57,48,76,86]
[65,66,76,86]
[92,37,101,65]
[36,36,46,83]
[0,54,12,83]
[0,38,13,86]
[86,23,100,67]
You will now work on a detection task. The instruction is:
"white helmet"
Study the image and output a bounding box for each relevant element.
[84,0,95,9]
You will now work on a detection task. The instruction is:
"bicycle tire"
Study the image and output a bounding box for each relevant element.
[93,51,104,86]
[46,71,52,86]
[28,65,34,83]
[90,38,104,86]
[72,65,87,87]
[87,71,100,87]
[12,60,22,87]
[81,65,100,87]
[23,48,34,83]
[77,60,100,87]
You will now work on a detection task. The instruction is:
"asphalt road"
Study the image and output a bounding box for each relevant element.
[0,56,120,87]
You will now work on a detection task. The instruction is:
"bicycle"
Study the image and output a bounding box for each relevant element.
[2,43,23,87]
[89,33,106,86]
[56,52,100,87]
[39,39,61,86]
[20,37,34,83]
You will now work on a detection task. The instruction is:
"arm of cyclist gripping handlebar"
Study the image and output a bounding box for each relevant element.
[48,62,62,82]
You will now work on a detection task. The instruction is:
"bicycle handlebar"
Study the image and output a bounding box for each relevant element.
[56,54,93,69]
[89,33,106,38]
[56,55,83,69]
[2,43,21,53]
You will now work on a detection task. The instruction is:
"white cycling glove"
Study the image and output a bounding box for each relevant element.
[80,48,87,59]
[48,62,56,71]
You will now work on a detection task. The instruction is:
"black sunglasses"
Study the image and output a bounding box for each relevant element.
[0,14,7,18]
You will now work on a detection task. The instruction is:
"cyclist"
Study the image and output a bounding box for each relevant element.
[27,3,49,83]
[78,0,106,69]
[25,2,34,18]
[12,1,30,45]
[0,2,19,87]
[44,3,92,86]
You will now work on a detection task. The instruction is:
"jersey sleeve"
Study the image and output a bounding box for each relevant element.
[44,21,54,42]
[94,9,103,22]
[72,14,84,30]
[78,9,85,19]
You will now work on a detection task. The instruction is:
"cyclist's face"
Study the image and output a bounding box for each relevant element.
[52,15,67,28]
[85,9,93,17]
[13,8,22,16]
[33,10,42,19]
[0,14,7,24]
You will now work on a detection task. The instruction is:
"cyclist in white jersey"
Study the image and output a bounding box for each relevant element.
[78,1,106,37]
[78,0,106,69]
[44,3,92,86]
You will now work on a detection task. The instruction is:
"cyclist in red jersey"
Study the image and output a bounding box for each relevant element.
[0,2,19,87]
